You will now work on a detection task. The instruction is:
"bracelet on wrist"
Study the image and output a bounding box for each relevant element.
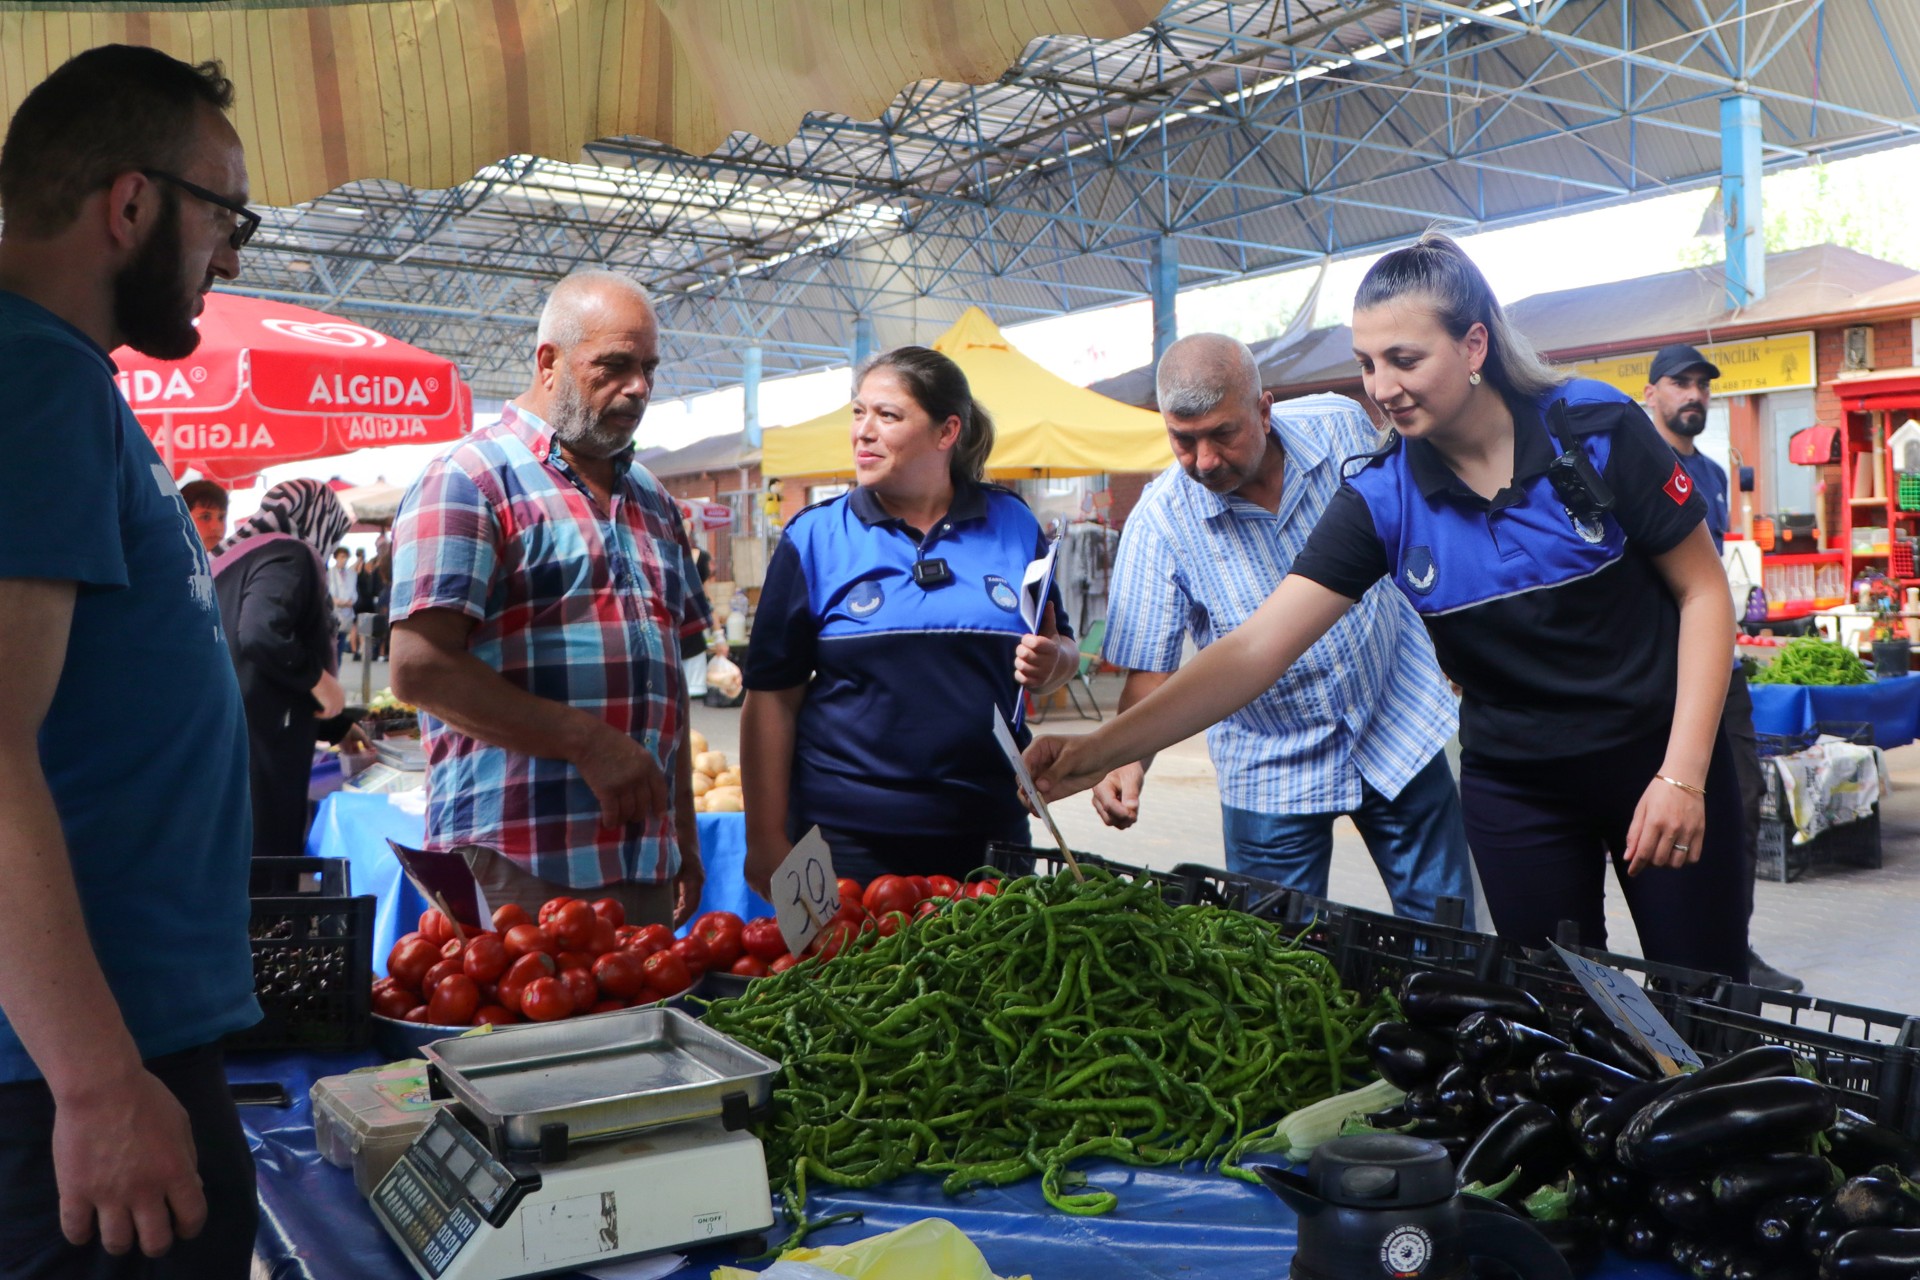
[1656,773,1707,798]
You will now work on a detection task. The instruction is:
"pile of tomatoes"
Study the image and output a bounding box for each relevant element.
[371,898,754,1027]
[729,873,1004,977]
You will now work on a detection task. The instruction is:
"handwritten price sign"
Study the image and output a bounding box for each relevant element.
[1549,942,1702,1074]
[772,827,841,958]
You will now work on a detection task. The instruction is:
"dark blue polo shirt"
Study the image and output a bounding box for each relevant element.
[1291,379,1704,764]
[1676,449,1730,554]
[745,482,1066,836]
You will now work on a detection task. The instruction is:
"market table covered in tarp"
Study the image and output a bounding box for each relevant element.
[1746,672,1920,749]
[234,1049,1679,1280]
[306,791,768,969]
[761,307,1174,481]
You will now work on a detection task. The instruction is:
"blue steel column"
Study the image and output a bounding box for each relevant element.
[1150,235,1178,363]
[742,345,763,447]
[852,315,875,370]
[1720,95,1765,307]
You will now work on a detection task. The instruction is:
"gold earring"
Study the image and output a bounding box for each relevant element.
[1468,370,1482,386]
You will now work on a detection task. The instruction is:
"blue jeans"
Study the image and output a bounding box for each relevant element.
[1221,749,1475,927]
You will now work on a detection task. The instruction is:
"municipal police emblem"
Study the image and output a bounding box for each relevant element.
[1569,511,1607,544]
[984,574,1020,613]
[846,579,885,618]
[1403,545,1438,595]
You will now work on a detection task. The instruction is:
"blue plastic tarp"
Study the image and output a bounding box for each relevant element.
[1747,672,1920,748]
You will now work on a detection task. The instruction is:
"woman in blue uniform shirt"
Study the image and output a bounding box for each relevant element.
[742,346,1081,894]
[1027,234,1748,980]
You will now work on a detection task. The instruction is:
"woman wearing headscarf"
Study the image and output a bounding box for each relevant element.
[212,478,354,856]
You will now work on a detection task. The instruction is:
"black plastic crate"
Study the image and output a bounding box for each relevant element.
[984,841,1189,898]
[1169,862,1302,922]
[1496,942,1729,1048]
[1319,903,1504,1003]
[227,858,375,1053]
[1675,991,1920,1136]
[1754,721,1883,882]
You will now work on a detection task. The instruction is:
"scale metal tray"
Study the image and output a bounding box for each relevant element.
[421,1007,779,1154]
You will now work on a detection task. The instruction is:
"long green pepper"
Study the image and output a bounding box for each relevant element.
[696,868,1392,1222]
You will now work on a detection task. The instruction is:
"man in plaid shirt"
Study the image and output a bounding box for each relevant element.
[390,271,709,926]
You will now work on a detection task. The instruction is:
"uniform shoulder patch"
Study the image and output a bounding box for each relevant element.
[1663,462,1694,506]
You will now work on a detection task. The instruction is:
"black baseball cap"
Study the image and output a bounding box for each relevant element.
[1648,343,1720,383]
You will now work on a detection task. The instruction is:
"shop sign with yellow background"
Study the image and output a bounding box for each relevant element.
[1563,332,1815,397]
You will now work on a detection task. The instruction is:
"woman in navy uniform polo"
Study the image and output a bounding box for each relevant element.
[1027,234,1748,980]
[742,346,1081,893]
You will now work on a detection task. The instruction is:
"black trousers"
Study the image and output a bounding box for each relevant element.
[1721,666,1767,921]
[0,1043,256,1280]
[1459,729,1750,982]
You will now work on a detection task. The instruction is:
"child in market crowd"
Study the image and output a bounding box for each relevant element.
[0,45,264,1275]
[181,477,229,553]
[1028,231,1751,982]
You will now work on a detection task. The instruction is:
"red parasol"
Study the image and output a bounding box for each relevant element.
[113,293,472,483]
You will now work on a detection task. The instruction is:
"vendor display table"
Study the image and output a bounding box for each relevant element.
[235,1050,1676,1280]
[1746,671,1920,749]
[306,791,770,975]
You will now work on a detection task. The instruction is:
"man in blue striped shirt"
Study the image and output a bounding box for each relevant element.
[1095,334,1473,922]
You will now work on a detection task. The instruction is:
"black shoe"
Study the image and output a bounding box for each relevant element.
[1747,949,1804,994]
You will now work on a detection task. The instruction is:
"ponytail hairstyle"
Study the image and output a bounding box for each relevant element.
[1354,231,1561,399]
[858,345,995,485]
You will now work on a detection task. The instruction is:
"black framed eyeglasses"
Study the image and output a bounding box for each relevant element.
[141,169,260,251]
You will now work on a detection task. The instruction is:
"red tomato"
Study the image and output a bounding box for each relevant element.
[694,915,745,969]
[503,924,556,961]
[473,1004,517,1026]
[403,1006,432,1024]
[421,958,463,998]
[420,909,456,947]
[907,875,932,903]
[557,966,598,1013]
[588,999,627,1015]
[614,925,640,947]
[670,935,710,979]
[633,924,674,953]
[964,879,1001,899]
[440,937,465,961]
[806,920,858,961]
[875,910,909,938]
[587,917,618,956]
[429,974,480,1025]
[388,937,440,991]
[863,875,918,918]
[496,978,526,1015]
[520,976,575,1022]
[591,950,649,999]
[768,954,801,974]
[504,951,556,987]
[591,898,626,929]
[913,898,943,921]
[555,950,593,973]
[492,903,532,934]
[538,897,576,926]
[741,918,788,962]
[371,979,415,1020]
[622,933,664,961]
[827,901,872,936]
[729,955,770,978]
[462,933,509,984]
[641,950,692,997]
[551,900,597,951]
[835,878,865,911]
[474,982,497,1004]
[926,875,961,899]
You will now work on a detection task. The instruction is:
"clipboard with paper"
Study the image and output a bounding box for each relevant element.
[1012,539,1060,730]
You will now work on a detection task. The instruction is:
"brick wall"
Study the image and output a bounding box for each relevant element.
[1106,472,1153,527]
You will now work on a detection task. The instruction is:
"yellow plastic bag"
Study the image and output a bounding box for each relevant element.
[711,1218,1030,1280]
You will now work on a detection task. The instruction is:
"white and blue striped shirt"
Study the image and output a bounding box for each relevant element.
[1104,393,1457,814]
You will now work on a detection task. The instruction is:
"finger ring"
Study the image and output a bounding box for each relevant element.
[1672,842,1690,853]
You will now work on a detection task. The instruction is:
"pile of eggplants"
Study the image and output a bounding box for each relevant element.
[1359,970,1920,1279]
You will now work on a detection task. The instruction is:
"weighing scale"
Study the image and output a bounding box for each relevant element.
[372,1008,779,1280]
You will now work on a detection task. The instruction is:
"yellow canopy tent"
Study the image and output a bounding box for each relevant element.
[762,307,1172,481]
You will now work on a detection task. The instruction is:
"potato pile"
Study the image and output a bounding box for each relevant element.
[687,729,743,812]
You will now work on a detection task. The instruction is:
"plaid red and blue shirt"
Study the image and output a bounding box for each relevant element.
[390,404,711,887]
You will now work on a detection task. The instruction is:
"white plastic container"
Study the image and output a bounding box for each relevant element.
[311,1061,444,1197]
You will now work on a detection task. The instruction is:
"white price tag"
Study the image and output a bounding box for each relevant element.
[772,827,841,958]
[1549,942,1702,1074]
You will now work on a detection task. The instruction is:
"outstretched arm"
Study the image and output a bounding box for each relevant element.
[1025,574,1356,800]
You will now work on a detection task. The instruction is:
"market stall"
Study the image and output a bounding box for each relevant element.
[1746,672,1920,748]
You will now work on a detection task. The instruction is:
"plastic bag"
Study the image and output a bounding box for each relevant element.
[711,1218,1029,1280]
[707,654,744,699]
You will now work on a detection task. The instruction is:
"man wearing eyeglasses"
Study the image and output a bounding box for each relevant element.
[0,46,262,1277]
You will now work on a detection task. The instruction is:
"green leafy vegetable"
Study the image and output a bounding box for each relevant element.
[1751,636,1872,686]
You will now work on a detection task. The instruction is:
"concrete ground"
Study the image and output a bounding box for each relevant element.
[685,669,1920,1015]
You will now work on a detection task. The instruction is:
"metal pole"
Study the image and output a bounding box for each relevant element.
[1150,235,1179,364]
[358,613,375,706]
[1720,95,1766,309]
[851,315,875,373]
[742,345,764,447]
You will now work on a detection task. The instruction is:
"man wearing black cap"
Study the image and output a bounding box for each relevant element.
[1645,343,1804,993]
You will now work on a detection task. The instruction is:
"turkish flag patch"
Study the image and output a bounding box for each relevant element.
[1663,462,1694,506]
